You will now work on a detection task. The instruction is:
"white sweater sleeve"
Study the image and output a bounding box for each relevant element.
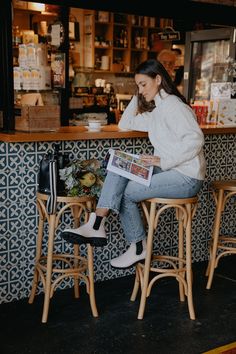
[118,96,149,132]
[159,101,205,171]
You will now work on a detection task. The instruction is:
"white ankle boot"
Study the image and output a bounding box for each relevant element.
[62,212,107,246]
[110,240,146,268]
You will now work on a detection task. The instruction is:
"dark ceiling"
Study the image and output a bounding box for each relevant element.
[53,0,236,26]
[8,0,236,29]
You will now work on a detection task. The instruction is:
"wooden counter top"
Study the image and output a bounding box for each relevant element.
[1,124,236,143]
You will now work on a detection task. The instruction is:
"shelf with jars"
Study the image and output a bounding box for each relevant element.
[11,2,69,131]
[12,4,63,92]
[82,10,173,74]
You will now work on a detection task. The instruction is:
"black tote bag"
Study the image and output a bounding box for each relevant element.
[38,143,69,214]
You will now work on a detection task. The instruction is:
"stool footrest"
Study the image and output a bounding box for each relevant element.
[137,258,188,298]
[151,254,186,273]
[35,254,90,298]
[36,254,88,274]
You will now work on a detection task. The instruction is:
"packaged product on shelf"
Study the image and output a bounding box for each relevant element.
[191,100,209,125]
[210,82,231,100]
[36,43,48,66]
[27,43,37,67]
[207,99,218,124]
[18,44,27,67]
[39,66,52,90]
[12,25,22,46]
[13,67,22,90]
[30,68,40,90]
[22,68,31,90]
[22,30,35,44]
[217,99,236,126]
[51,53,65,88]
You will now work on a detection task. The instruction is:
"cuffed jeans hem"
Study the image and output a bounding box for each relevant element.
[128,235,146,244]
[97,204,146,244]
[96,204,120,214]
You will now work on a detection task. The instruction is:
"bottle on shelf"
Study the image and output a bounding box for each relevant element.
[13,25,22,47]
[134,31,141,49]
[120,29,124,47]
[123,29,128,48]
[114,34,120,47]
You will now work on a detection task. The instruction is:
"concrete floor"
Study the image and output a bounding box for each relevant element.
[1,256,236,354]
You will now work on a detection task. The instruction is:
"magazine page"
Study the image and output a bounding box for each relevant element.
[107,149,153,186]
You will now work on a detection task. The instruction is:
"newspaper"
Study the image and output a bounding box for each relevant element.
[107,149,153,186]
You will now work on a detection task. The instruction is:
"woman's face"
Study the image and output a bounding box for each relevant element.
[135,73,161,102]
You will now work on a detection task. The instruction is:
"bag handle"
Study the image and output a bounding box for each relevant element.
[46,160,57,215]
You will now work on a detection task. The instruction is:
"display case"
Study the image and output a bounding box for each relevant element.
[12,1,69,131]
[184,28,236,103]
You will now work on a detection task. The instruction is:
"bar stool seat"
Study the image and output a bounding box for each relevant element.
[206,180,236,290]
[29,192,98,323]
[130,196,198,320]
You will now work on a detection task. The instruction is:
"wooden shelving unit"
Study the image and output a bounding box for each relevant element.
[83,10,171,73]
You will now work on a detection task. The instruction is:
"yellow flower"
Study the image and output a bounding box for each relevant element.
[79,171,96,187]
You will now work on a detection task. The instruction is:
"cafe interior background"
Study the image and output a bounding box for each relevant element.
[1,0,236,131]
[1,0,236,310]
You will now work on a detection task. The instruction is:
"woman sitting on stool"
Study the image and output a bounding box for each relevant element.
[61,59,206,269]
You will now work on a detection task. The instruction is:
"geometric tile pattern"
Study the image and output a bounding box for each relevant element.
[0,134,236,304]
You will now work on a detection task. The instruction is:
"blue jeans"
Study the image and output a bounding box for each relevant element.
[97,168,203,244]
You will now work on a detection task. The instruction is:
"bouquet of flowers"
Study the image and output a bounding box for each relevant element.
[59,159,106,198]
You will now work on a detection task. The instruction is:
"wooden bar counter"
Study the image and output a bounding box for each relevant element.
[1,124,236,142]
[1,124,236,305]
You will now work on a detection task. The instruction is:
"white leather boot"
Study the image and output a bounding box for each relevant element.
[62,212,107,246]
[110,239,146,268]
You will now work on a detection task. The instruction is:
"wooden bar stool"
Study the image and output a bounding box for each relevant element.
[130,196,198,320]
[29,192,98,323]
[206,180,236,290]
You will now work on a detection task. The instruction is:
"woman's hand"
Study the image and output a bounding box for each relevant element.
[139,154,161,167]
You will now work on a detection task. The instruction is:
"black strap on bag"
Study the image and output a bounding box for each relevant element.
[46,159,57,215]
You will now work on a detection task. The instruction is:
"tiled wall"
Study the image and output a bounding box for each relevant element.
[0,134,236,304]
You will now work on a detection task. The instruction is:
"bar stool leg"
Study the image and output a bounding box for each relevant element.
[72,204,81,299]
[206,189,224,290]
[178,210,185,302]
[130,268,140,301]
[87,244,98,317]
[73,244,80,299]
[42,213,56,323]
[185,203,195,320]
[29,213,44,304]
[137,201,156,320]
[83,201,98,316]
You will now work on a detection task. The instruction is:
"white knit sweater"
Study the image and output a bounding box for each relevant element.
[118,90,206,180]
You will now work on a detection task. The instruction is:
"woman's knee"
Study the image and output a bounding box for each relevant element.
[123,181,146,203]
